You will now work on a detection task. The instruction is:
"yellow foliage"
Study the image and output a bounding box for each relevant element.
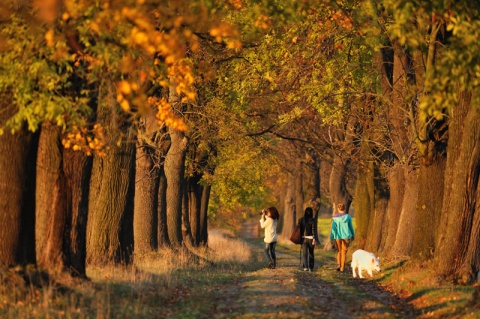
[62,124,107,156]
[254,15,271,29]
[45,29,55,47]
[118,80,132,95]
[120,99,130,111]
[148,97,187,131]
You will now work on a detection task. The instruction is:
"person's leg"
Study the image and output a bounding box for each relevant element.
[335,239,342,270]
[308,241,314,270]
[264,242,273,265]
[270,242,277,268]
[302,243,308,270]
[339,240,349,271]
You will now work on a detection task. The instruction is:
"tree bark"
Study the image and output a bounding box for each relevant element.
[62,147,91,277]
[354,160,374,249]
[381,164,405,255]
[157,167,170,247]
[164,126,188,247]
[282,173,296,239]
[411,156,445,260]
[0,128,36,267]
[86,81,135,265]
[199,183,211,245]
[295,159,304,214]
[328,154,352,212]
[390,168,419,257]
[134,110,161,256]
[35,123,67,271]
[187,173,203,246]
[435,91,480,280]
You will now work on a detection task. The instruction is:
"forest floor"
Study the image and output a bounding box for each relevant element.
[1,220,479,318]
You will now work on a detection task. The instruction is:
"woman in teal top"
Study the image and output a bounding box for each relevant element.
[330,203,354,272]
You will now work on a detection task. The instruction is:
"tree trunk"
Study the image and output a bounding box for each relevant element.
[354,160,374,249]
[86,81,136,265]
[390,168,419,257]
[0,128,36,267]
[182,181,194,246]
[411,156,446,260]
[295,159,304,214]
[328,154,352,212]
[35,123,67,271]
[381,164,405,255]
[134,111,161,256]
[164,126,188,247]
[62,147,91,277]
[304,154,320,205]
[188,174,203,246]
[199,184,211,245]
[435,91,480,280]
[157,167,170,247]
[364,164,389,253]
[282,173,296,239]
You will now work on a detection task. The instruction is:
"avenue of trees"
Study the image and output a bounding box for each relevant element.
[0,0,479,286]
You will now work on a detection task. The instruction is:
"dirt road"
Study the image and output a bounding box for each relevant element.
[211,223,418,319]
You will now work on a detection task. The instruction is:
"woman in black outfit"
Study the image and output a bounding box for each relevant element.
[299,207,316,271]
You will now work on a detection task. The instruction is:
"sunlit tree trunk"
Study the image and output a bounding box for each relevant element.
[134,110,161,256]
[435,91,480,280]
[164,125,188,247]
[35,123,67,272]
[328,154,352,212]
[381,165,405,255]
[354,159,374,249]
[295,159,304,214]
[86,81,135,265]
[390,169,419,256]
[411,157,445,260]
[410,24,447,261]
[382,48,415,257]
[282,173,296,239]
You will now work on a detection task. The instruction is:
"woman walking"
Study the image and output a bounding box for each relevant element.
[330,203,355,272]
[299,207,316,271]
[260,207,279,269]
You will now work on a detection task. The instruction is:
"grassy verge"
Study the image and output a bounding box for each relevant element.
[0,229,262,319]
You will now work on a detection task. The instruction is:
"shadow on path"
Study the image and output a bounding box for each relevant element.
[217,221,420,319]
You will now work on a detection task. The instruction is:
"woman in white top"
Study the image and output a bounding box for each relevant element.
[260,207,279,269]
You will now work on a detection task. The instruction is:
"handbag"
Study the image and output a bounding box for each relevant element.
[289,222,302,244]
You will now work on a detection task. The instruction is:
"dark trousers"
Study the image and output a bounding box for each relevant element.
[302,239,315,270]
[264,242,277,266]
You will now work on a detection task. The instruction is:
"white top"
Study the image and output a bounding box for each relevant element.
[260,216,277,243]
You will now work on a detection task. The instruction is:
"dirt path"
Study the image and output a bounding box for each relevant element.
[211,224,418,319]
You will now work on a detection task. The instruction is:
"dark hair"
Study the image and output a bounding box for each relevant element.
[266,207,279,220]
[304,207,313,218]
[338,203,345,211]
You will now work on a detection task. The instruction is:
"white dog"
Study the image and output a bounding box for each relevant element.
[351,249,381,278]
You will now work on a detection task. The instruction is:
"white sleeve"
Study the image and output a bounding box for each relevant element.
[260,217,272,229]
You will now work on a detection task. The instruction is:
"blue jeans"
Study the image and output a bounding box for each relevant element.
[264,242,276,266]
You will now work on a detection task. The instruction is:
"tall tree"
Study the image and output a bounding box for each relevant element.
[86,81,136,265]
[134,109,161,256]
